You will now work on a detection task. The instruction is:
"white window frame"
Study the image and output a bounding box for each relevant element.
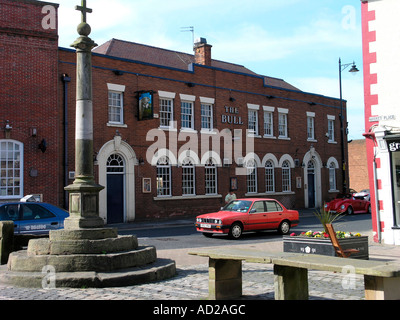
[180,94,196,131]
[278,108,289,139]
[205,158,217,195]
[247,104,260,136]
[0,140,24,199]
[107,84,126,126]
[329,161,338,191]
[263,106,275,138]
[282,160,291,192]
[307,112,316,141]
[265,160,275,193]
[182,157,195,196]
[200,97,215,132]
[156,156,172,197]
[158,91,176,129]
[327,115,336,143]
[246,159,258,194]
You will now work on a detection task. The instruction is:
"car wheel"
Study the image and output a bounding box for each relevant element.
[229,223,243,239]
[367,205,371,214]
[346,206,354,215]
[202,233,213,238]
[278,220,290,235]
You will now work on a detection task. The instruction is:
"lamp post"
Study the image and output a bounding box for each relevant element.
[339,58,359,194]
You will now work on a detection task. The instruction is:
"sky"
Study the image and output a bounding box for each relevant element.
[56,0,365,140]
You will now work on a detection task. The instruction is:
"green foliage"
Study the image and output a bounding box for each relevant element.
[313,205,343,233]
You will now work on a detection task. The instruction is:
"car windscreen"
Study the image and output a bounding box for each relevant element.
[222,200,252,213]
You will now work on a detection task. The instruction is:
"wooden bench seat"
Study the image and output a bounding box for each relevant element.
[189,248,400,300]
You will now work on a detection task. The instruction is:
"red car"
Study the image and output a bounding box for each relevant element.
[325,194,371,215]
[195,198,299,239]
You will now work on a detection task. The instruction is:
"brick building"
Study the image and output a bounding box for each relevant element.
[348,139,369,193]
[1,0,348,223]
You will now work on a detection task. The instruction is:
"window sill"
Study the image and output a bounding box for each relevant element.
[263,135,277,139]
[278,137,291,141]
[158,127,177,132]
[107,123,127,128]
[154,194,222,201]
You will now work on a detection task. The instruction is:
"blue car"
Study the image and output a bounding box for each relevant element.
[0,202,69,235]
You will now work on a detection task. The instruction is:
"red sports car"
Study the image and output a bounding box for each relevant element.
[325,194,371,215]
[195,198,299,239]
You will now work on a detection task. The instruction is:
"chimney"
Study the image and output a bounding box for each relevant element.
[194,38,212,66]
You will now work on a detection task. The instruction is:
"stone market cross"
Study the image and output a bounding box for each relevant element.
[75,0,92,23]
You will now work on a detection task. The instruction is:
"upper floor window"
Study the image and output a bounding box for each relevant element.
[201,103,213,131]
[160,98,173,128]
[158,91,176,129]
[247,104,260,136]
[0,140,23,199]
[307,112,315,141]
[181,101,194,130]
[327,115,336,142]
[278,109,289,138]
[107,84,126,125]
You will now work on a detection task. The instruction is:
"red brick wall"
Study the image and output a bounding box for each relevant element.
[0,0,60,204]
[348,139,369,192]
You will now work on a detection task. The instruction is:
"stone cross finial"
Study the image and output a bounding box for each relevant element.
[75,0,92,23]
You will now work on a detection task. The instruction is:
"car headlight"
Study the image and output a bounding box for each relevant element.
[324,204,328,208]
[196,218,202,223]
[340,205,346,210]
[216,219,222,225]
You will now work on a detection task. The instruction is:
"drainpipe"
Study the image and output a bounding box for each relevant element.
[62,74,71,210]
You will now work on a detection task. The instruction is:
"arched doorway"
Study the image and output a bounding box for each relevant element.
[107,154,125,224]
[97,135,137,224]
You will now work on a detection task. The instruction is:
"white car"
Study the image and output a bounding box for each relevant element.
[353,189,370,201]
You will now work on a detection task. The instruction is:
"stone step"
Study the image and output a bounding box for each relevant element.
[0,258,176,288]
[27,235,138,255]
[8,246,157,273]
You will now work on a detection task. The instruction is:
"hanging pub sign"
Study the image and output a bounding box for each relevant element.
[137,91,154,121]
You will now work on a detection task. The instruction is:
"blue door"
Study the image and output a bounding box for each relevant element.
[106,154,125,224]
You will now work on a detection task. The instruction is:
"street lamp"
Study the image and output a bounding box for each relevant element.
[339,58,359,194]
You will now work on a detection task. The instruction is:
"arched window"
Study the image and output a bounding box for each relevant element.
[0,140,23,199]
[329,162,337,191]
[205,158,217,195]
[246,159,257,193]
[265,160,275,193]
[107,154,125,173]
[182,157,195,196]
[282,160,291,192]
[156,156,171,196]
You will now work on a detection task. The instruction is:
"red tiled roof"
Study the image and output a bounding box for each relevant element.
[93,38,300,91]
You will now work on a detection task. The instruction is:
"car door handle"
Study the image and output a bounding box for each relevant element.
[51,222,58,226]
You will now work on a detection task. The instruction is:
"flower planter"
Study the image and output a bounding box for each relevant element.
[283,236,369,260]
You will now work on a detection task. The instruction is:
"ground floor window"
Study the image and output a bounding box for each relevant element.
[0,140,23,199]
[156,156,171,196]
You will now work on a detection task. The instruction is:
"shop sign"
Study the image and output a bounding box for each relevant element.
[389,142,400,152]
[221,106,244,125]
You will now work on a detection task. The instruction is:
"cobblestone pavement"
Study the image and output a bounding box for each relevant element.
[0,262,365,300]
